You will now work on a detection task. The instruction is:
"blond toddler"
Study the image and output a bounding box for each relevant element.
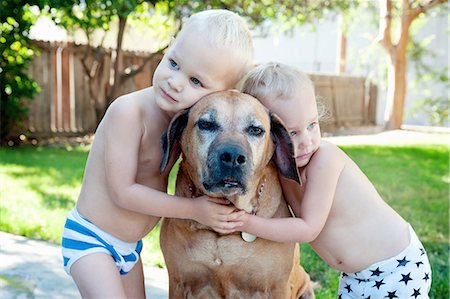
[61,10,253,298]
[237,62,431,299]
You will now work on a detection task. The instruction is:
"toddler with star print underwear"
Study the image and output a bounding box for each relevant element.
[232,62,432,298]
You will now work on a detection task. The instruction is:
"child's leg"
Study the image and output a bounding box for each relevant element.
[71,252,127,298]
[122,258,146,298]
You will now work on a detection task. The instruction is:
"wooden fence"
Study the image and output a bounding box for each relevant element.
[309,74,377,132]
[25,40,162,136]
[24,41,376,137]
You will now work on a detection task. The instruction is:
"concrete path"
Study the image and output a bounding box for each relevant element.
[324,127,448,146]
[0,231,169,299]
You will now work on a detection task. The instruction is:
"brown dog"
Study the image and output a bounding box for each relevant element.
[159,90,314,298]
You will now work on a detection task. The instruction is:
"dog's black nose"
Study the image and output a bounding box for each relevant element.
[219,145,247,168]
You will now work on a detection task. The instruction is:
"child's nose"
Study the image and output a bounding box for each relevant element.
[297,133,312,148]
[168,75,184,92]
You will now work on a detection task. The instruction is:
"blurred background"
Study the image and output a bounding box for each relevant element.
[1,0,448,145]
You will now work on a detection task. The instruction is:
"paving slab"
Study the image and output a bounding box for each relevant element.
[324,128,448,146]
[0,231,169,299]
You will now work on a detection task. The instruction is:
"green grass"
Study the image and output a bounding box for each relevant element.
[1,142,448,298]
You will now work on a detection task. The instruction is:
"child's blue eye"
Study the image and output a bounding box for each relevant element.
[307,122,318,130]
[190,77,203,87]
[289,131,297,137]
[169,59,179,70]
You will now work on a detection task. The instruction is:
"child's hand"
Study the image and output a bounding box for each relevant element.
[192,195,245,234]
[227,211,251,232]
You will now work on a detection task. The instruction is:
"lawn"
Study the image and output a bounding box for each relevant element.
[0,140,448,298]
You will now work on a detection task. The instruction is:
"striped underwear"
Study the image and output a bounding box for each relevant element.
[61,207,143,275]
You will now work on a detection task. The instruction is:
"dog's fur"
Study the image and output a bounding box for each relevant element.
[160,90,314,298]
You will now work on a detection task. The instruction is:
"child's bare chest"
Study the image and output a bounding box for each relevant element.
[136,121,168,187]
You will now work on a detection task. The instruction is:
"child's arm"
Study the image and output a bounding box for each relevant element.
[235,143,345,243]
[101,97,243,233]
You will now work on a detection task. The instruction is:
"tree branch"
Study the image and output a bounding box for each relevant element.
[399,0,447,51]
[120,44,168,81]
[409,0,447,20]
[378,0,396,57]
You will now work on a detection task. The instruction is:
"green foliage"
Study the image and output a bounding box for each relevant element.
[165,0,358,30]
[41,1,156,41]
[41,0,359,48]
[0,1,40,144]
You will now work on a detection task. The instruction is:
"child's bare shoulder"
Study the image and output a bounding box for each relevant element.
[306,140,347,176]
[313,141,345,163]
[105,87,154,122]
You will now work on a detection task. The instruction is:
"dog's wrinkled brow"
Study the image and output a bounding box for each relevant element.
[198,108,217,122]
[246,114,264,127]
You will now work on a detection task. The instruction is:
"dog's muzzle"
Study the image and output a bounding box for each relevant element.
[202,142,251,196]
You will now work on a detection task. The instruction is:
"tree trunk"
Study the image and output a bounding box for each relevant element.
[80,45,108,128]
[379,0,447,129]
[106,15,127,109]
[384,50,408,129]
[336,14,347,74]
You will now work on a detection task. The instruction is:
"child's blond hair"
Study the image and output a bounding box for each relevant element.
[179,10,254,84]
[240,62,328,121]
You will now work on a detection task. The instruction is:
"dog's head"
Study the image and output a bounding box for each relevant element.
[160,90,299,211]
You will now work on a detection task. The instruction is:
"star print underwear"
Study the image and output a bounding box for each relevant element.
[61,207,143,276]
[338,224,431,299]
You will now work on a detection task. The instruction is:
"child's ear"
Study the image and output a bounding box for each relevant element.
[269,112,301,185]
[160,108,189,174]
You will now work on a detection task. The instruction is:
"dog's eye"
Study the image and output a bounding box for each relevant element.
[197,119,217,131]
[247,126,264,136]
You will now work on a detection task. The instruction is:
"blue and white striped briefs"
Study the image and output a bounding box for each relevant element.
[62,207,143,276]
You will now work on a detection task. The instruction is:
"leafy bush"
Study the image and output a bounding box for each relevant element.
[0,1,40,144]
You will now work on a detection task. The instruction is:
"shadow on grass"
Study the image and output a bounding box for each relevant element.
[1,146,87,210]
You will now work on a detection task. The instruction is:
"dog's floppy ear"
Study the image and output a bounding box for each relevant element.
[160,109,189,174]
[270,112,301,184]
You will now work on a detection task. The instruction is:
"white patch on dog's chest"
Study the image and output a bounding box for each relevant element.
[186,233,257,266]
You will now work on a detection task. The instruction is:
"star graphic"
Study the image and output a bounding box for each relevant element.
[385,290,399,298]
[396,256,411,267]
[356,278,367,284]
[423,272,430,282]
[338,294,343,299]
[419,248,425,256]
[372,279,385,290]
[342,272,348,277]
[365,296,371,299]
[370,267,384,277]
[345,283,352,293]
[415,261,424,268]
[399,272,413,285]
[411,288,421,299]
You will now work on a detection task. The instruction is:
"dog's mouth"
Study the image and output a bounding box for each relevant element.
[202,177,246,196]
[220,177,243,189]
